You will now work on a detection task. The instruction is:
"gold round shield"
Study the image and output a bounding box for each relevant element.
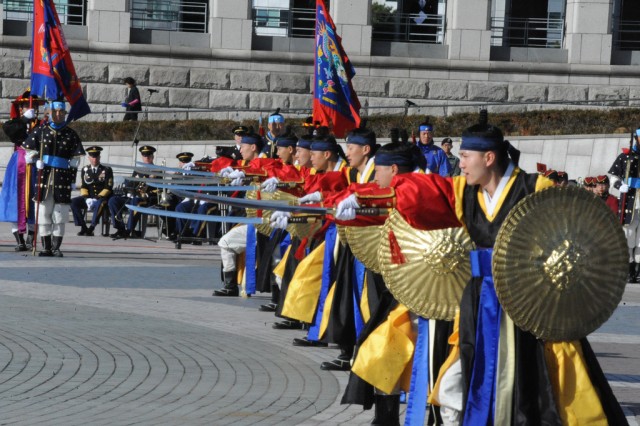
[245,190,272,236]
[379,209,475,320]
[345,226,384,273]
[493,186,628,341]
[271,191,322,239]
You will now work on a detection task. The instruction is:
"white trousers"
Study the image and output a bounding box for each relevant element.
[624,213,640,262]
[37,191,69,237]
[218,224,248,272]
[10,223,33,233]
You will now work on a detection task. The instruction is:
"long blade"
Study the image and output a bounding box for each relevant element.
[104,163,219,179]
[126,204,265,225]
[147,182,260,192]
[126,176,242,187]
[135,161,218,177]
[171,189,328,214]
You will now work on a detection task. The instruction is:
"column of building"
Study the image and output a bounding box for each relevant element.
[564,0,614,64]
[210,0,253,50]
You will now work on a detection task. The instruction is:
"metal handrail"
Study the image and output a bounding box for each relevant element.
[130,0,208,33]
[372,11,445,44]
[3,0,86,26]
[252,7,316,38]
[614,19,640,51]
[491,16,565,48]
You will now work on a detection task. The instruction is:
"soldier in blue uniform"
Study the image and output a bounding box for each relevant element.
[23,101,85,257]
[70,146,114,236]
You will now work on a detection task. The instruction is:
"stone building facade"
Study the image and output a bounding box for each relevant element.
[0,0,639,122]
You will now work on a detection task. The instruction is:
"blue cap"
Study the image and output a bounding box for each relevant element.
[51,101,66,111]
[310,140,338,152]
[459,135,504,151]
[419,124,433,132]
[241,134,263,145]
[297,136,313,150]
[276,136,297,148]
[346,133,375,147]
[268,114,284,124]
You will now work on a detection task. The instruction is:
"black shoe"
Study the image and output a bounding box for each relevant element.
[110,230,129,239]
[52,236,64,257]
[272,320,304,330]
[86,226,95,237]
[129,230,142,239]
[192,240,202,246]
[38,235,53,257]
[77,226,88,236]
[212,287,239,297]
[320,359,351,371]
[293,337,328,347]
[259,303,278,312]
[13,231,27,251]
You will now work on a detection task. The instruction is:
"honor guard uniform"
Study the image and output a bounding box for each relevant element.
[174,151,201,239]
[594,175,619,215]
[71,146,114,236]
[262,111,286,159]
[23,100,85,257]
[0,90,44,251]
[108,145,158,239]
[608,128,640,282]
[416,119,452,176]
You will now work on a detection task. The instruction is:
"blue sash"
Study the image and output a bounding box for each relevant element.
[244,225,257,295]
[352,259,366,339]
[628,177,640,189]
[404,317,430,426]
[463,248,501,426]
[42,155,70,169]
[307,223,337,341]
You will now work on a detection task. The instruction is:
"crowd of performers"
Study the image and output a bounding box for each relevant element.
[1,95,633,425]
[198,111,630,425]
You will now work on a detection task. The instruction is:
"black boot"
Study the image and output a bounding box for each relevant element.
[213,271,239,296]
[260,276,280,312]
[13,232,27,252]
[371,394,401,426]
[77,225,88,236]
[321,345,353,371]
[52,236,64,257]
[38,235,54,257]
[629,262,638,284]
[25,231,34,250]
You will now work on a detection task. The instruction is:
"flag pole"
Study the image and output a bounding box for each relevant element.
[32,85,47,255]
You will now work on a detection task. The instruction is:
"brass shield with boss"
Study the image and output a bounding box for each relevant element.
[379,209,474,320]
[493,186,628,341]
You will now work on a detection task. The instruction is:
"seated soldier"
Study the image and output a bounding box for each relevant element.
[70,146,113,236]
[108,145,158,239]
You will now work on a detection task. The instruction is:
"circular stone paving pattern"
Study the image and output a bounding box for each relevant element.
[0,297,340,425]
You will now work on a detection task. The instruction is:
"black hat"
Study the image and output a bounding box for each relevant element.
[86,146,103,157]
[232,126,249,136]
[139,145,156,156]
[176,152,194,162]
[441,138,453,145]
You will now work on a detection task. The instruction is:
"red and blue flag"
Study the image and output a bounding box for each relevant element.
[30,0,90,122]
[313,0,361,137]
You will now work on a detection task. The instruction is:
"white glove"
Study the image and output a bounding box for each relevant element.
[270,211,291,229]
[335,194,359,221]
[219,166,235,178]
[619,183,629,193]
[36,160,44,170]
[261,177,279,193]
[23,109,35,120]
[71,183,77,191]
[181,198,191,203]
[24,151,37,164]
[199,200,207,205]
[86,198,96,210]
[182,162,195,171]
[229,170,245,186]
[298,191,322,204]
[69,157,80,168]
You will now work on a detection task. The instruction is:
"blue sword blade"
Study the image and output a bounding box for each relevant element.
[126,204,265,225]
[136,161,217,177]
[171,189,328,214]
[148,182,258,192]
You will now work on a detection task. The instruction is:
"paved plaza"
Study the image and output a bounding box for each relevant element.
[0,223,638,425]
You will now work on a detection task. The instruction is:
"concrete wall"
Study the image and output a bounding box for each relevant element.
[0,135,630,191]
